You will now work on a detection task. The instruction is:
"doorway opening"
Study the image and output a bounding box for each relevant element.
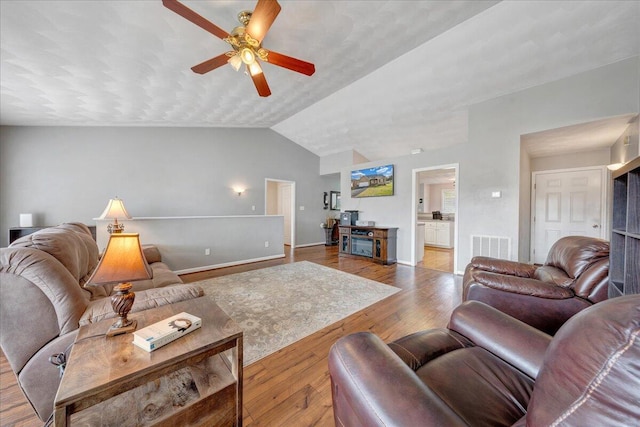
[265,179,296,247]
[411,164,459,273]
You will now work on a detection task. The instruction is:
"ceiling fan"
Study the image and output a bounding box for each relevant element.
[163,0,315,97]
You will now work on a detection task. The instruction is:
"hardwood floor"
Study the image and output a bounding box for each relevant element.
[421,246,454,272]
[0,245,461,427]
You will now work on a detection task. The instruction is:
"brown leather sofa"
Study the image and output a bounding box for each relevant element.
[0,223,204,422]
[462,236,609,334]
[328,295,640,427]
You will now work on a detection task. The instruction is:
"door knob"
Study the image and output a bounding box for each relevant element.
[592,224,599,228]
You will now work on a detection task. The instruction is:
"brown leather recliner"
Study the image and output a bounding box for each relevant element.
[328,295,640,427]
[462,236,609,334]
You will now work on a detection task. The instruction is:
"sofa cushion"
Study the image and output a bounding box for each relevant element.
[416,347,534,427]
[533,265,573,287]
[79,285,204,325]
[0,248,89,353]
[10,224,99,284]
[132,262,183,291]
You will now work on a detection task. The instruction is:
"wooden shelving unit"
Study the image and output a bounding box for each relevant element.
[609,156,640,298]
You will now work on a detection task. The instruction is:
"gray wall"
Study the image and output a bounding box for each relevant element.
[338,57,639,271]
[95,216,285,273]
[610,116,640,164]
[0,126,327,247]
[531,148,610,172]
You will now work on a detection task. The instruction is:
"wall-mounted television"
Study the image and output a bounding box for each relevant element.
[351,164,394,198]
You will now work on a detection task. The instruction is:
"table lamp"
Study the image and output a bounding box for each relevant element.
[87,233,153,336]
[98,197,132,234]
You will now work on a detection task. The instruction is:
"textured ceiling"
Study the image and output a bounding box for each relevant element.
[1,1,639,161]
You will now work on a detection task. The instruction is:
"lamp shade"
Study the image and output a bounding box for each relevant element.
[88,233,152,285]
[98,198,132,220]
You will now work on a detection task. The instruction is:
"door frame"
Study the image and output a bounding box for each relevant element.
[411,163,459,272]
[265,178,296,248]
[530,165,608,263]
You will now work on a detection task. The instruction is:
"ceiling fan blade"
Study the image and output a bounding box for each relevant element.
[163,0,229,40]
[265,51,315,76]
[250,69,272,97]
[246,0,281,44]
[191,53,231,74]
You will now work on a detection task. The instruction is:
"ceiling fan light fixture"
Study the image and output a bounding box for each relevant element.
[164,0,314,97]
[248,61,263,76]
[228,54,242,71]
[240,47,256,65]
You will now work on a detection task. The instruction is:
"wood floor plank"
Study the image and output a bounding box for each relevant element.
[1,245,460,426]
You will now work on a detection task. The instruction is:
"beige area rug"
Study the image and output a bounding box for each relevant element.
[191,261,400,366]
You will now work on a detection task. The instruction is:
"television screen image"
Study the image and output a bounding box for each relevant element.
[351,164,394,198]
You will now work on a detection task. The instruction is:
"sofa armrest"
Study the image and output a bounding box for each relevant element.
[79,284,204,326]
[19,331,78,422]
[448,301,552,379]
[471,271,574,299]
[328,332,467,427]
[142,245,162,264]
[467,256,538,278]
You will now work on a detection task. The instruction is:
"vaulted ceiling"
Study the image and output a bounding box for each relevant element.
[1,1,638,161]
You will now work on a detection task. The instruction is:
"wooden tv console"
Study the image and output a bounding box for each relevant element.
[338,225,397,265]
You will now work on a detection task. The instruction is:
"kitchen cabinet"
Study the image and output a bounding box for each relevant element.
[424,221,454,248]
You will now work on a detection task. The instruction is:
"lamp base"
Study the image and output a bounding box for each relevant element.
[107,282,136,337]
[106,319,138,337]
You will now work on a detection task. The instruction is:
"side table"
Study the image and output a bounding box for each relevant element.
[54,297,243,426]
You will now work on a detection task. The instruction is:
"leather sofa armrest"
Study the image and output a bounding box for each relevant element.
[448,301,552,379]
[328,332,466,427]
[472,271,574,299]
[467,256,538,278]
[79,284,204,326]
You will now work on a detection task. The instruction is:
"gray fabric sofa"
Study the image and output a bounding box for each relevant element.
[0,223,204,422]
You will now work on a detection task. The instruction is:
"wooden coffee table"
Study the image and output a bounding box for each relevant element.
[54,297,243,426]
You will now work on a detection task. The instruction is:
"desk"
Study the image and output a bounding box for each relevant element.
[54,297,243,426]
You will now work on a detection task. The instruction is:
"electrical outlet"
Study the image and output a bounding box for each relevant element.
[252,205,256,211]
[299,206,305,211]
[264,241,269,248]
[205,248,210,255]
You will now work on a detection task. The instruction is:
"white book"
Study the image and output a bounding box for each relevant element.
[132,312,202,352]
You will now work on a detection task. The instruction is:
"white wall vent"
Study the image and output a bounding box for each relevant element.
[470,235,511,260]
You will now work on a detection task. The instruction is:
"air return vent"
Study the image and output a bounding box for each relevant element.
[470,235,511,260]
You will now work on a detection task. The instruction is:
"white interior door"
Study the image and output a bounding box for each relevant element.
[532,168,605,264]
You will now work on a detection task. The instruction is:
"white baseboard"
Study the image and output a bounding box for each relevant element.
[174,253,285,275]
[294,241,326,248]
